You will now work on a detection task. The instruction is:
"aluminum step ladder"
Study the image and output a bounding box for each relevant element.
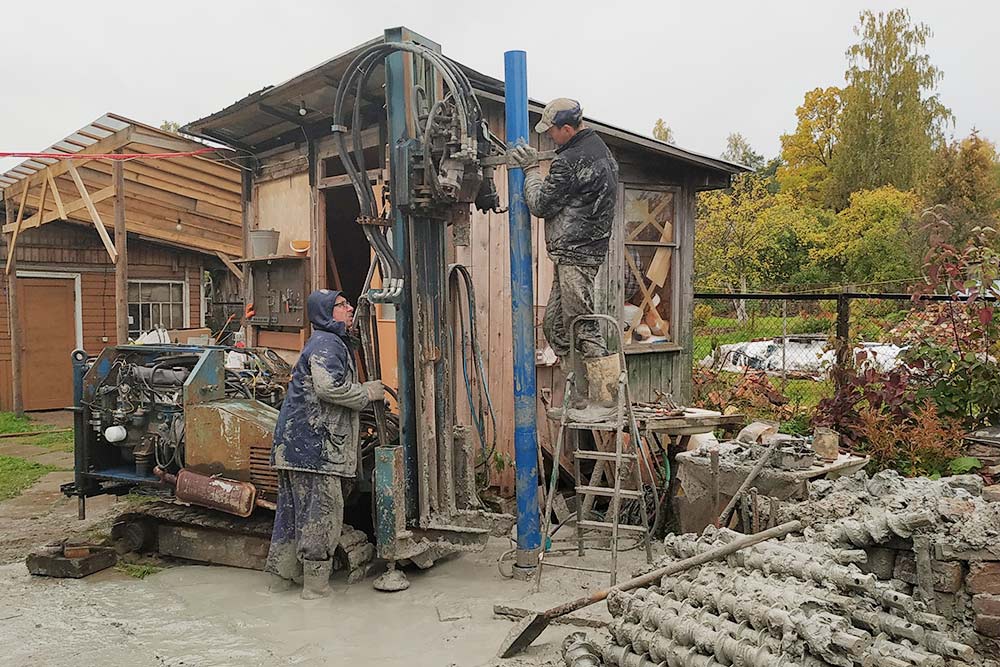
[536,314,654,587]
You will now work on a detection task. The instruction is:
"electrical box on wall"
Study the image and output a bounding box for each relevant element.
[241,256,308,329]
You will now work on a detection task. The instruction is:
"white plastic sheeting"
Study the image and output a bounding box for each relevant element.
[700,337,906,379]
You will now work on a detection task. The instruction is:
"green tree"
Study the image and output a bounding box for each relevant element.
[811,186,921,284]
[920,131,1000,244]
[696,173,777,316]
[722,132,765,171]
[160,120,183,133]
[828,9,952,209]
[778,87,843,206]
[652,118,675,144]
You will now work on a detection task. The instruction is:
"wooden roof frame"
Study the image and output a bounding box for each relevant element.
[1,113,244,263]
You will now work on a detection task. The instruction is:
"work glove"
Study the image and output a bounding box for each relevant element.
[362,380,385,402]
[508,143,539,172]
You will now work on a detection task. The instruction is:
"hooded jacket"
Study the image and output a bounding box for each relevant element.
[271,289,368,477]
[524,128,619,266]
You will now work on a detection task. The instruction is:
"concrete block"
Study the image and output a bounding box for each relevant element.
[975,614,1000,638]
[861,547,898,580]
[983,485,1000,503]
[893,551,965,592]
[970,562,1000,595]
[974,594,1000,617]
[25,547,116,578]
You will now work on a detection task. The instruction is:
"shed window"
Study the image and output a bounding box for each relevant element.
[128,280,187,337]
[623,188,677,347]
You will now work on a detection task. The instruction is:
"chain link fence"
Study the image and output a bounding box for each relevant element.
[691,292,927,427]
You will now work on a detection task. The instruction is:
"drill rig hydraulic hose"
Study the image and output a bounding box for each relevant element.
[447,263,497,472]
[331,41,488,303]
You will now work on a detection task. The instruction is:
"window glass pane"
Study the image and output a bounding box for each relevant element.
[623,189,675,346]
[171,284,184,301]
[149,284,171,302]
[140,283,155,300]
[625,190,674,244]
[128,284,139,301]
[140,303,152,332]
[170,304,183,327]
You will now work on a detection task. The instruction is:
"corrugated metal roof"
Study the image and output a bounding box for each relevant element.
[0,113,132,189]
[183,33,748,176]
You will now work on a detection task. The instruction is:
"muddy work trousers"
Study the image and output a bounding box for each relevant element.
[265,469,345,582]
[543,262,609,360]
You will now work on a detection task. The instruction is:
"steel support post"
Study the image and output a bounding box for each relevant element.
[504,50,541,572]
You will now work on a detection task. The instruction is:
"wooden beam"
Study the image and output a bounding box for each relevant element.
[114,156,128,343]
[4,180,31,274]
[6,176,46,273]
[215,251,244,281]
[3,186,115,233]
[4,196,23,415]
[67,162,118,262]
[46,171,66,219]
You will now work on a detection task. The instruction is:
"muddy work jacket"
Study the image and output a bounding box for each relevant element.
[524,128,619,266]
[271,290,368,477]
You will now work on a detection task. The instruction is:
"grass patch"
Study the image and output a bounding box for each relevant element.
[114,561,163,579]
[0,455,57,501]
[0,412,57,435]
[30,431,74,452]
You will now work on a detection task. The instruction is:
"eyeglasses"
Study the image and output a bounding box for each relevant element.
[334,300,351,309]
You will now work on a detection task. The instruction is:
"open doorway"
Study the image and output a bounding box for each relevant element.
[324,185,369,301]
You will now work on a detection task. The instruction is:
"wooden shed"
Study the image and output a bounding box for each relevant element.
[184,29,744,492]
[0,114,244,412]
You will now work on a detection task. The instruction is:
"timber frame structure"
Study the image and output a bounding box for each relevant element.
[0,113,244,413]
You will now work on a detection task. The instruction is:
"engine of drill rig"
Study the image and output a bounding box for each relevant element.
[87,353,195,477]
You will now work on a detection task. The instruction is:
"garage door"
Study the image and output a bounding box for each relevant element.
[19,277,77,411]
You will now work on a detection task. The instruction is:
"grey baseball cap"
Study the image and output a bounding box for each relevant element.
[534,98,583,133]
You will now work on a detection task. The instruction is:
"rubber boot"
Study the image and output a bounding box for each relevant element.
[585,353,621,408]
[300,558,333,600]
[566,354,621,423]
[267,573,294,593]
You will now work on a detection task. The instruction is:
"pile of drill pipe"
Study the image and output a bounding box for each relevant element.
[601,526,978,667]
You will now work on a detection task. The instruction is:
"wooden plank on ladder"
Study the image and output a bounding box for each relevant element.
[67,162,118,263]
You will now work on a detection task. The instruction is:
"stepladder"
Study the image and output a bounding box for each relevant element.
[536,313,655,588]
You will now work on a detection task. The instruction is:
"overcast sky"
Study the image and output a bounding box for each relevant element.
[1,0,996,175]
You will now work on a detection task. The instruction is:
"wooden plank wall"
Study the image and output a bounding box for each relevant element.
[243,100,702,496]
[0,222,205,411]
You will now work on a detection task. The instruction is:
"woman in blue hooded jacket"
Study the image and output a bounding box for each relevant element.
[265,289,384,599]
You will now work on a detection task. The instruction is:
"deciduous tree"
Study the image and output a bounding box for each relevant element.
[828,9,952,209]
[778,87,842,206]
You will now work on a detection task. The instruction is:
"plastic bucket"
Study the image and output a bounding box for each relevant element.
[249,229,280,258]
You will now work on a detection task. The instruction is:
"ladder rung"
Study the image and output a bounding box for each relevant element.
[576,485,642,499]
[564,422,623,431]
[575,450,637,461]
[578,520,647,533]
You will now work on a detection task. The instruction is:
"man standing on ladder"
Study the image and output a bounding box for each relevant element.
[509,98,621,411]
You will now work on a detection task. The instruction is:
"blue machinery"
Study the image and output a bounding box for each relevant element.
[337,29,541,575]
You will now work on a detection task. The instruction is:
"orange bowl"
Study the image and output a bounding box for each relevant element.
[290,240,310,255]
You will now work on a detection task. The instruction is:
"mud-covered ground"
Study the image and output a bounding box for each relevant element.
[0,412,659,666]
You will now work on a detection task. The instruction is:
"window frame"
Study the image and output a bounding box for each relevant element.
[127,279,190,338]
[622,184,683,355]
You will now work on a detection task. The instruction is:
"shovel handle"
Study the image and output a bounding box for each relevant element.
[541,519,802,620]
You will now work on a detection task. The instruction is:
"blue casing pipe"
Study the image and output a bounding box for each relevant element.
[504,50,541,568]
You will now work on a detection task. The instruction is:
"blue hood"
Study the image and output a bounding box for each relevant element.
[307,289,347,334]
